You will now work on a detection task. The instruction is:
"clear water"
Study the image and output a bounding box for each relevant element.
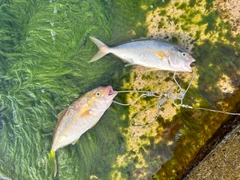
[0,0,239,179]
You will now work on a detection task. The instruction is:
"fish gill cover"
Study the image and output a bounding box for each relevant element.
[0,0,240,179]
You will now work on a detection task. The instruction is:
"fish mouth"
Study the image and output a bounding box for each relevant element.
[185,63,193,72]
[106,86,118,98]
[190,62,196,67]
[184,58,196,72]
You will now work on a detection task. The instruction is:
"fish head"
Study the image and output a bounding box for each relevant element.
[169,47,196,72]
[86,86,118,110]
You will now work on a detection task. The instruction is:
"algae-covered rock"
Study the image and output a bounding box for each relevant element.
[0,0,239,179]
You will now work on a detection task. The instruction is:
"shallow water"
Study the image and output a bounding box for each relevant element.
[0,0,239,179]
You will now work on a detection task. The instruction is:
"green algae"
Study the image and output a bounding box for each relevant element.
[0,0,125,179]
[1,0,240,179]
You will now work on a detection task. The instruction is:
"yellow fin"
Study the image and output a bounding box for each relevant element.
[80,109,92,118]
[50,149,57,177]
[131,37,148,41]
[155,51,165,59]
[58,109,68,121]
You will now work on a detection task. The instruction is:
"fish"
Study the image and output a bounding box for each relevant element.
[50,86,118,177]
[89,36,196,72]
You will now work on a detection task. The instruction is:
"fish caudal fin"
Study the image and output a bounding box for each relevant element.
[50,149,57,177]
[89,36,110,62]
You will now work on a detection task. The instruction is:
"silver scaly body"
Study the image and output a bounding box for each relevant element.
[89,37,195,72]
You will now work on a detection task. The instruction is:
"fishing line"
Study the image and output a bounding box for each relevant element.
[130,92,170,127]
[113,69,240,127]
[113,90,161,106]
[171,70,240,116]
[112,71,196,127]
[130,101,159,127]
[113,90,170,127]
[171,70,196,106]
[176,104,240,116]
[117,71,196,127]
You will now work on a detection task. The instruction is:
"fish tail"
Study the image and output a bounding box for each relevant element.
[89,36,110,62]
[49,149,57,177]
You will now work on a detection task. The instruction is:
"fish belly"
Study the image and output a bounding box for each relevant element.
[109,40,176,70]
[52,112,103,151]
[111,48,172,70]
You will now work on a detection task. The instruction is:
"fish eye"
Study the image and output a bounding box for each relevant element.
[182,53,186,56]
[95,91,101,97]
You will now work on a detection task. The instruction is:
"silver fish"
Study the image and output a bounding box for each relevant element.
[89,36,195,72]
[50,86,118,176]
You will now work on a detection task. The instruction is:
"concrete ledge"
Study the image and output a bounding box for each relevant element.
[187,124,240,180]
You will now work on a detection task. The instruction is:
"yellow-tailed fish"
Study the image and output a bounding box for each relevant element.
[89,36,196,72]
[50,86,118,177]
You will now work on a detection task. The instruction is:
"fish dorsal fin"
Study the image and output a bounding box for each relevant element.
[58,108,68,121]
[131,37,148,41]
[154,51,165,59]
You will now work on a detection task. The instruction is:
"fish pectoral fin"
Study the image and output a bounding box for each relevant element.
[71,138,79,145]
[58,108,68,121]
[154,51,165,59]
[146,68,159,72]
[125,63,136,67]
[80,109,92,118]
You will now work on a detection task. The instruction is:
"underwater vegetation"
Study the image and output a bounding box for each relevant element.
[0,0,239,179]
